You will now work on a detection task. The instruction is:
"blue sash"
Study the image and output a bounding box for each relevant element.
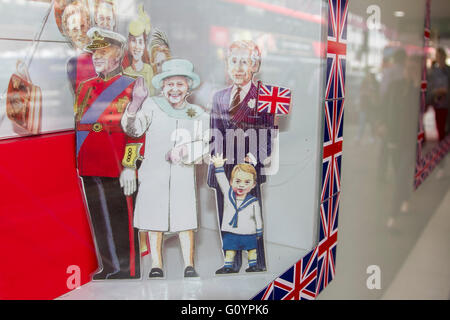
[76,76,135,156]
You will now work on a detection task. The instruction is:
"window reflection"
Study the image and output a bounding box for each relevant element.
[424,47,450,149]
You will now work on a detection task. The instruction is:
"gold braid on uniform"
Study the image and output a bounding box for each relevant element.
[73,81,84,115]
[76,86,93,122]
[74,81,93,122]
[122,143,144,169]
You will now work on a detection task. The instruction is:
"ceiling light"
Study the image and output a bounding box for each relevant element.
[394,11,405,17]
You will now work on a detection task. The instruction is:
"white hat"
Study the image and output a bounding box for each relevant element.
[152,59,201,90]
[85,27,126,52]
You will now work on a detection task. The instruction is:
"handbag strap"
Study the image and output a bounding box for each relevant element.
[0,1,54,127]
[25,0,55,69]
[16,60,31,82]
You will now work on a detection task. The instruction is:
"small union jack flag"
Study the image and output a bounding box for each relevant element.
[256,82,292,115]
[272,248,318,300]
[316,193,339,295]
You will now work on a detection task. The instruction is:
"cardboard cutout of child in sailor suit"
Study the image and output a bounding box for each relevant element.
[211,154,263,271]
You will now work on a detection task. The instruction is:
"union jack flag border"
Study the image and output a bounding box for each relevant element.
[414,0,450,189]
[252,0,348,300]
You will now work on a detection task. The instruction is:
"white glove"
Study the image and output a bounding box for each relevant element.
[119,168,137,196]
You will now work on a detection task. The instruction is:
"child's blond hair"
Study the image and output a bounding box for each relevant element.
[230,163,257,181]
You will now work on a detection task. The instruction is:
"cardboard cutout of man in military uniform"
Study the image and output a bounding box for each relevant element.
[75,27,144,280]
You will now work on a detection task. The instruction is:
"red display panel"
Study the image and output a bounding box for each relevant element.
[0,131,97,299]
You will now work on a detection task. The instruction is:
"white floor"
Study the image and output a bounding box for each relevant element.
[58,228,308,300]
[382,185,450,300]
[317,124,450,300]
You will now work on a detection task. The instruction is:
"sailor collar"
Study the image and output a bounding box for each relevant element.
[228,188,258,208]
[227,187,258,228]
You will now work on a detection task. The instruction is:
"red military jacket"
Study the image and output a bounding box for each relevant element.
[74,71,144,178]
[67,52,97,94]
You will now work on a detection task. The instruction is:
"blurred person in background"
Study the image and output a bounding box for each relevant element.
[383,54,422,229]
[377,48,407,185]
[380,48,407,97]
[427,47,450,141]
[355,67,379,145]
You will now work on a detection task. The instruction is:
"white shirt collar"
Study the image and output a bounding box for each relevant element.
[230,81,253,106]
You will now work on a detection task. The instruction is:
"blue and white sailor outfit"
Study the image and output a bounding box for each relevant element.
[214,166,263,256]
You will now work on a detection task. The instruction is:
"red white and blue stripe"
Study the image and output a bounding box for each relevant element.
[321,99,344,202]
[316,193,339,294]
[252,0,348,300]
[251,282,274,300]
[326,0,348,100]
[322,0,347,202]
[272,248,318,300]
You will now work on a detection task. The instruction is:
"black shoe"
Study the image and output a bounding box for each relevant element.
[215,266,238,275]
[92,268,115,280]
[107,270,141,279]
[184,266,199,278]
[149,267,164,278]
[245,266,263,273]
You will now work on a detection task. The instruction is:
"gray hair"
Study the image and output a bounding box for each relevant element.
[162,75,194,90]
[227,40,261,71]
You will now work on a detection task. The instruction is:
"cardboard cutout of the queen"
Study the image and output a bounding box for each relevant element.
[122,58,209,278]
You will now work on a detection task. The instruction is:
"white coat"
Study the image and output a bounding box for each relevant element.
[121,96,209,232]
